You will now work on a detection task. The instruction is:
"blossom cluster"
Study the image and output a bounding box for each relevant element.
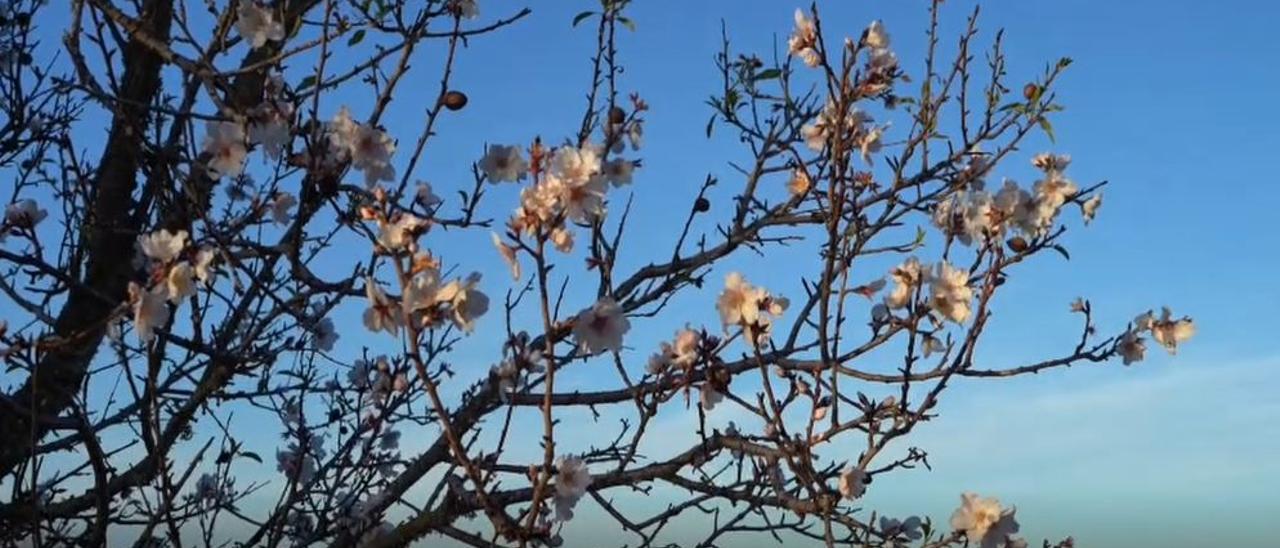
[716,272,789,347]
[1118,306,1196,365]
[874,257,974,325]
[127,229,217,342]
[552,455,592,522]
[933,153,1098,245]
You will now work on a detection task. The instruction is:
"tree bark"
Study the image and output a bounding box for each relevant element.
[0,0,174,476]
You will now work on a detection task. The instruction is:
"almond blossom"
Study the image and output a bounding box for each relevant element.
[949,492,1021,548]
[129,281,170,343]
[479,144,528,183]
[555,174,608,223]
[312,317,338,352]
[572,297,630,354]
[787,9,820,68]
[787,168,811,197]
[202,121,248,178]
[416,182,443,208]
[1081,193,1102,224]
[838,467,866,500]
[248,101,292,159]
[138,229,187,264]
[4,199,47,230]
[717,272,787,346]
[270,192,296,225]
[1149,307,1196,354]
[193,247,217,284]
[880,516,923,542]
[885,257,922,309]
[553,456,592,522]
[436,273,489,332]
[864,20,891,49]
[602,158,635,186]
[236,1,284,49]
[377,214,428,252]
[1118,330,1146,365]
[491,232,520,280]
[327,107,396,187]
[928,262,973,324]
[699,383,724,410]
[165,261,196,303]
[451,0,479,19]
[550,226,574,253]
[362,276,401,337]
[646,327,700,374]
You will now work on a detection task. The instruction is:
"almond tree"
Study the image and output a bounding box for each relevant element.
[0,1,1194,547]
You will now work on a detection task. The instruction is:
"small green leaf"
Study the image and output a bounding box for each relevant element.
[348,29,366,46]
[912,226,927,249]
[298,75,317,90]
[240,451,263,464]
[618,16,636,32]
[572,11,595,27]
[1051,244,1071,261]
[1038,116,1056,143]
[998,102,1025,113]
[753,68,782,82]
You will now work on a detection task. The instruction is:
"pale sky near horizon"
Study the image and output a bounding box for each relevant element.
[7,1,1280,547]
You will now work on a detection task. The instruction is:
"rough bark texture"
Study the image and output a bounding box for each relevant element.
[0,0,174,476]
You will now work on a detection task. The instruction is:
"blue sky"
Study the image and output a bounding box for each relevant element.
[405,2,1280,544]
[370,1,1280,545]
[8,0,1280,546]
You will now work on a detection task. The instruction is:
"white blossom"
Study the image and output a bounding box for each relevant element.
[699,383,724,410]
[928,262,973,324]
[553,456,592,522]
[479,144,528,183]
[864,20,891,49]
[838,467,866,500]
[362,276,401,337]
[248,102,292,159]
[1150,307,1195,354]
[193,247,217,284]
[1118,330,1146,365]
[313,317,338,351]
[435,272,489,332]
[491,232,520,280]
[880,516,923,541]
[165,261,197,303]
[236,1,284,49]
[949,493,1020,548]
[271,192,296,225]
[416,182,443,208]
[202,121,248,178]
[788,9,820,68]
[129,282,170,343]
[451,0,479,19]
[602,158,635,187]
[550,226,574,253]
[138,229,188,263]
[572,297,631,354]
[4,199,47,229]
[1081,193,1102,225]
[885,257,922,309]
[376,214,428,252]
